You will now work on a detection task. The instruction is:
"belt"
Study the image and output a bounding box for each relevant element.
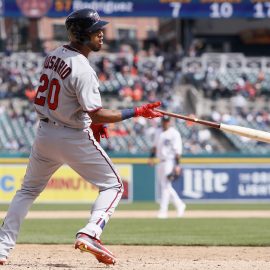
[40,118,62,127]
[40,118,49,123]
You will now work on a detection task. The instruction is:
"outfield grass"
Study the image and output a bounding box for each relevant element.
[1,202,270,211]
[12,218,270,246]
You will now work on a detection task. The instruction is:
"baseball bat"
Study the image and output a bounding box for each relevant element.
[155,109,270,144]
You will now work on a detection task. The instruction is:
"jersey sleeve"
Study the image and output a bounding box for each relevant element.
[74,71,102,112]
[172,129,183,155]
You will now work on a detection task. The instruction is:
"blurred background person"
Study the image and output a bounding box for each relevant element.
[149,116,186,219]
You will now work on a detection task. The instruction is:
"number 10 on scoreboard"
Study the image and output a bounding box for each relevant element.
[169,3,234,19]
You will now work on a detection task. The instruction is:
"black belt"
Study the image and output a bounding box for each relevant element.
[40,118,49,123]
[40,118,63,127]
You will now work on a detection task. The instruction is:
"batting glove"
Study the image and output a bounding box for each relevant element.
[134,102,163,119]
[90,123,109,143]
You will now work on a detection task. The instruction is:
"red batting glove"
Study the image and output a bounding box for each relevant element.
[134,102,163,119]
[100,124,109,139]
[90,123,109,143]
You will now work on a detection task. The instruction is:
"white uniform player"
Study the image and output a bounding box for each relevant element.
[0,8,162,266]
[151,116,186,219]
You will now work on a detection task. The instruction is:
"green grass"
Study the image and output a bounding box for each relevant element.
[10,218,270,246]
[1,202,270,211]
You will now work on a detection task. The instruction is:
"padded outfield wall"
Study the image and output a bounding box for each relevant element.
[0,155,270,203]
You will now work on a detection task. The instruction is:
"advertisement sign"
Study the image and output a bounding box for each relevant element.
[0,164,132,203]
[1,0,270,19]
[172,164,270,200]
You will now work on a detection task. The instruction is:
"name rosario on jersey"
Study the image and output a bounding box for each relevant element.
[43,55,72,80]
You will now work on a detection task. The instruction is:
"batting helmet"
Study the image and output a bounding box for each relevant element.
[65,8,108,44]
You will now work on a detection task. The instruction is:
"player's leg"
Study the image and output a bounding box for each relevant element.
[0,124,62,262]
[68,149,123,240]
[0,151,61,262]
[169,186,186,217]
[165,162,186,217]
[160,159,186,217]
[157,162,171,218]
[62,128,123,264]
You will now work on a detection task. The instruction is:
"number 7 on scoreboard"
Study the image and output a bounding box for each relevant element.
[170,3,182,18]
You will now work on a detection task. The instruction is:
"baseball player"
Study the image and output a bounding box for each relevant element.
[0,8,162,266]
[150,116,186,219]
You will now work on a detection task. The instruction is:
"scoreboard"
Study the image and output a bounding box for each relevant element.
[2,0,270,18]
[163,1,270,19]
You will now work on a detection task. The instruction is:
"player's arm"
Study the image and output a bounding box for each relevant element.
[150,146,156,158]
[148,146,156,166]
[174,154,181,172]
[89,108,124,123]
[174,153,181,175]
[167,153,181,181]
[89,102,163,124]
[173,131,182,175]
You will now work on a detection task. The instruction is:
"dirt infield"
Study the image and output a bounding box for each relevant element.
[1,245,269,270]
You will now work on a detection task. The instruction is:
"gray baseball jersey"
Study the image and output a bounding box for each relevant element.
[34,45,102,129]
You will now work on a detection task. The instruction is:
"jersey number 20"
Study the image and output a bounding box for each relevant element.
[34,74,60,110]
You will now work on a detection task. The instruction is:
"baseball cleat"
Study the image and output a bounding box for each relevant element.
[75,233,116,265]
[0,256,7,265]
[157,212,168,219]
[177,204,186,217]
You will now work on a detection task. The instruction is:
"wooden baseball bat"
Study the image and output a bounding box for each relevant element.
[155,109,270,144]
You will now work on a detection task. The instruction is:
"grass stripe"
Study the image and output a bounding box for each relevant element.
[12,218,270,246]
[1,202,270,211]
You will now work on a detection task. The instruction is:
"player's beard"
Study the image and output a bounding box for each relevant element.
[87,41,101,52]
